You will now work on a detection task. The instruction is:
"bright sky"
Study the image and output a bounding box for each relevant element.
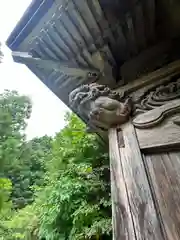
[0,0,69,139]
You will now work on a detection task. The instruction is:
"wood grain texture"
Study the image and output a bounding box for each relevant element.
[133,99,180,129]
[118,59,180,97]
[145,152,180,240]
[109,128,135,240]
[136,114,180,151]
[119,122,163,239]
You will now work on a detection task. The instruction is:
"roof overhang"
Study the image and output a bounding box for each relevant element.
[6,0,180,123]
[6,1,120,112]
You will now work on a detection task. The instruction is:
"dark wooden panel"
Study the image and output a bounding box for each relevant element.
[124,13,138,56]
[145,152,180,239]
[142,0,156,42]
[133,2,146,50]
[118,60,180,95]
[118,122,163,239]
[120,41,173,82]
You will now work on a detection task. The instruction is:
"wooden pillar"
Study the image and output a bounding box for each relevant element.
[109,127,135,239]
[109,124,164,240]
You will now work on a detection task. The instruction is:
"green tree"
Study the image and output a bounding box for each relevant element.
[0,90,31,208]
[0,93,112,239]
[4,135,52,209]
[2,113,112,240]
[0,90,52,238]
[11,135,53,208]
[0,178,12,211]
[27,135,52,187]
[0,90,31,167]
[37,113,112,240]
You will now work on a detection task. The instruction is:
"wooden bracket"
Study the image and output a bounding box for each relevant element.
[92,51,117,87]
[12,51,100,80]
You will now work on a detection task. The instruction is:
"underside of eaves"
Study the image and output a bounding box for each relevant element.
[6,0,180,123]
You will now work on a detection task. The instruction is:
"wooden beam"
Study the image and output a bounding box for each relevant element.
[12,51,100,79]
[118,59,180,96]
[109,127,135,240]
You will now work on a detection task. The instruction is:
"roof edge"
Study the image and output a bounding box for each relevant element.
[6,0,54,51]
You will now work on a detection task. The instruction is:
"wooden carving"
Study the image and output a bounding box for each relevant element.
[133,77,180,128]
[133,99,180,129]
[134,77,180,115]
[69,83,132,131]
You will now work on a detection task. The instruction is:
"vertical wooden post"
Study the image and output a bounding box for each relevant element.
[109,123,164,239]
[109,127,135,240]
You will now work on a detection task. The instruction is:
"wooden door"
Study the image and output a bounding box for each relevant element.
[133,99,180,240]
[109,99,180,239]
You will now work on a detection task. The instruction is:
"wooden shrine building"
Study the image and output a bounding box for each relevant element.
[6,0,180,239]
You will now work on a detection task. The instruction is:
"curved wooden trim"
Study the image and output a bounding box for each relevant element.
[133,99,180,129]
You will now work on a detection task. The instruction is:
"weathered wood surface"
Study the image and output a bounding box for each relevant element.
[109,128,135,240]
[133,99,180,129]
[109,60,180,239]
[135,113,180,151]
[109,123,163,239]
[145,152,180,239]
[119,122,163,239]
[118,59,180,98]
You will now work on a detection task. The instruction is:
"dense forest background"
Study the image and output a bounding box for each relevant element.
[0,85,112,238]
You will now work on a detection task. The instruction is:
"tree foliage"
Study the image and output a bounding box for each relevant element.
[36,114,111,240]
[0,91,112,239]
[0,90,31,211]
[0,90,31,167]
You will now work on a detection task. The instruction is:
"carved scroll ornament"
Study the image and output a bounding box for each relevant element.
[69,77,180,131]
[133,99,180,129]
[133,77,180,128]
[69,83,132,131]
[134,77,180,116]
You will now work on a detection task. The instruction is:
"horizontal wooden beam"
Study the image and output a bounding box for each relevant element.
[12,51,100,79]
